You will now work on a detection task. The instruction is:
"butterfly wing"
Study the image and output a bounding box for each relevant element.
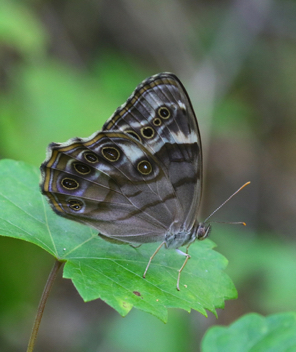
[40,73,202,246]
[103,73,202,231]
[41,131,182,245]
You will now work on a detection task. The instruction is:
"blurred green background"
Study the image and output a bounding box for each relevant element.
[1,0,296,351]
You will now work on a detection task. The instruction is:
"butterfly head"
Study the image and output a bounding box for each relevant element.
[196,223,211,240]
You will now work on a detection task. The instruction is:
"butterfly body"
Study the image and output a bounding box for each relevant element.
[41,73,210,289]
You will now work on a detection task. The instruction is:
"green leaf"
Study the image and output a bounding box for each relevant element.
[0,159,237,322]
[201,312,296,352]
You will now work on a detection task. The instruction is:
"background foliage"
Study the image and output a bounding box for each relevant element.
[0,0,296,351]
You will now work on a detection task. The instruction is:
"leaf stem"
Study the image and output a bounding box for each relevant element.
[26,259,63,352]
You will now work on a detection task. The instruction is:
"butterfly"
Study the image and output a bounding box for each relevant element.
[40,73,211,291]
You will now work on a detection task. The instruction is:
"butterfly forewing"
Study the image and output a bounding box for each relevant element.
[103,73,202,230]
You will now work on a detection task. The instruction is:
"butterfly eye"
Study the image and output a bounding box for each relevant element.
[102,146,120,162]
[197,224,211,240]
[73,163,91,175]
[61,178,79,190]
[140,126,155,139]
[153,118,162,126]
[157,106,171,119]
[137,160,153,175]
[84,152,98,163]
[68,199,83,211]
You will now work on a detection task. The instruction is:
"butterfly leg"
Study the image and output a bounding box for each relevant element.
[176,245,191,291]
[143,241,166,279]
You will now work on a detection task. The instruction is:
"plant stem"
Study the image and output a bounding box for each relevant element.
[26,259,63,352]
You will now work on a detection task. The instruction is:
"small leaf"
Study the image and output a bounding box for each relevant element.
[0,159,237,322]
[201,312,296,352]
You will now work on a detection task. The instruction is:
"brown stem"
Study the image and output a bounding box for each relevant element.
[26,259,63,352]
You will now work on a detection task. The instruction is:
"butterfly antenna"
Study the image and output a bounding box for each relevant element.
[203,181,251,224]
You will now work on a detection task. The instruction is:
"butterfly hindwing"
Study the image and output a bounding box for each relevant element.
[41,131,184,244]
